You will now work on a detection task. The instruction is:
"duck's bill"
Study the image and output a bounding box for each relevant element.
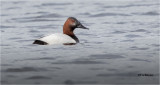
[77,23,89,29]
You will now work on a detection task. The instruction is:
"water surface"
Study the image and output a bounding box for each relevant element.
[1,0,159,84]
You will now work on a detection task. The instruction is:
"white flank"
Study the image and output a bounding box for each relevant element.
[37,33,76,45]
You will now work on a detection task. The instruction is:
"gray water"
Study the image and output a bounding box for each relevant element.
[0,0,159,85]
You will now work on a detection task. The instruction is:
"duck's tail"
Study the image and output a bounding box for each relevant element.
[33,40,48,45]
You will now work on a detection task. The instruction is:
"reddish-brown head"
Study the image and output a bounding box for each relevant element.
[63,17,88,35]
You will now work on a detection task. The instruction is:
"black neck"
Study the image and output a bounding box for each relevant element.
[69,35,79,43]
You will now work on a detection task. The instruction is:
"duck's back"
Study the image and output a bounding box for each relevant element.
[33,33,76,45]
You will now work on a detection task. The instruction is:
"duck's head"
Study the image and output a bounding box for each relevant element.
[63,17,89,33]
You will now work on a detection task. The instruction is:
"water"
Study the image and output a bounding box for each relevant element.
[0,0,159,84]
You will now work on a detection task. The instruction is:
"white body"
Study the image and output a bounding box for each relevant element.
[37,33,76,45]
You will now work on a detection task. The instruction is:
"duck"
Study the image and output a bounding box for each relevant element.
[33,17,89,45]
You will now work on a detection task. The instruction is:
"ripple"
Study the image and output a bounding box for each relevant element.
[141,11,159,16]
[6,7,21,10]
[12,1,26,4]
[41,3,72,6]
[35,13,63,18]
[78,12,91,16]
[8,37,22,40]
[89,68,104,70]
[0,44,10,46]
[64,80,74,85]
[107,68,118,72]
[111,31,126,34]
[0,14,9,16]
[90,13,130,17]
[64,79,97,84]
[21,57,56,61]
[151,44,160,47]
[25,12,49,15]
[97,71,139,77]
[26,76,51,79]
[0,25,15,29]
[51,67,62,70]
[33,3,72,8]
[116,22,127,24]
[51,59,105,64]
[29,29,40,33]
[120,39,134,42]
[1,64,11,66]
[125,34,142,38]
[11,14,62,23]
[94,42,103,44]
[26,25,56,29]
[76,80,97,84]
[150,24,159,28]
[16,39,33,43]
[132,11,159,16]
[129,46,149,50]
[131,29,150,33]
[89,54,125,59]
[3,67,47,72]
[6,75,17,77]
[103,3,158,8]
[130,58,151,62]
[127,66,135,68]
[30,19,58,22]
[12,18,59,23]
[1,80,8,84]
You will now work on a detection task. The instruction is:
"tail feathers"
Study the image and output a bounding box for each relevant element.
[33,40,48,45]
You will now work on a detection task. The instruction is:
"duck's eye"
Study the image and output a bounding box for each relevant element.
[71,19,75,22]
[70,19,76,26]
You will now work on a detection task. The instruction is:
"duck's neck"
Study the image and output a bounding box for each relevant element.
[63,25,79,43]
[69,34,79,43]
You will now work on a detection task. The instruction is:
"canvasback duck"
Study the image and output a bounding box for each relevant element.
[33,17,89,45]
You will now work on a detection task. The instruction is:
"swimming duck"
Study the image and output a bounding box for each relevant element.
[33,17,89,45]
